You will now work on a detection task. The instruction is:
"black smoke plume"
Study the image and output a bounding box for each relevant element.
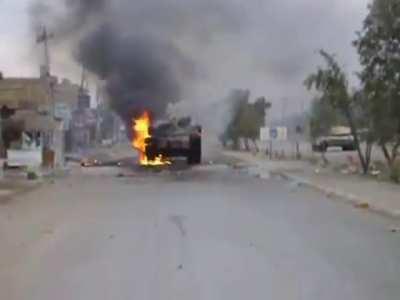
[30,0,241,124]
[77,24,194,121]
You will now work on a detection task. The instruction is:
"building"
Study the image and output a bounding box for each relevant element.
[0,75,65,168]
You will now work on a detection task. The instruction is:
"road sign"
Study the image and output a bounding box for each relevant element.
[260,127,287,141]
[270,128,278,139]
[260,127,270,141]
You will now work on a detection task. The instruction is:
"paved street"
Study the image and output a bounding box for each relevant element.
[0,149,400,300]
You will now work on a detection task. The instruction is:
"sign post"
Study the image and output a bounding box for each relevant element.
[260,127,288,159]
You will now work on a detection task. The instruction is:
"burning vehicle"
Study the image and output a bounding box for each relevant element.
[132,112,202,166]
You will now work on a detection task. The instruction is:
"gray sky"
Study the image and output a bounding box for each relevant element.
[0,0,369,116]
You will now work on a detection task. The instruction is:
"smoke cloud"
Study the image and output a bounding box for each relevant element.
[30,0,368,126]
[30,0,243,124]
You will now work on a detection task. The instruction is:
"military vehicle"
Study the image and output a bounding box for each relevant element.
[145,117,202,165]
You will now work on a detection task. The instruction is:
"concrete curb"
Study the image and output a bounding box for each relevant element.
[222,151,400,220]
[275,171,400,220]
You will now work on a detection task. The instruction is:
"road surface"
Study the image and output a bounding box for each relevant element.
[0,152,399,299]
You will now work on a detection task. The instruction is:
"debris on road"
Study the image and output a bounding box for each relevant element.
[354,202,370,209]
[325,191,335,198]
[169,215,187,237]
[389,227,400,233]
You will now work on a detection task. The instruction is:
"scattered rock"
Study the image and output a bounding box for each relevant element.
[389,227,400,233]
[177,264,184,270]
[109,234,115,239]
[325,191,335,198]
[354,202,370,209]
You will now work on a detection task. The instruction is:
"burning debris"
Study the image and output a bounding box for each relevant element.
[132,112,202,166]
[132,111,171,166]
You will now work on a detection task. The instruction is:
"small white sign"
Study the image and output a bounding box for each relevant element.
[260,127,288,141]
[276,127,288,141]
[260,127,270,141]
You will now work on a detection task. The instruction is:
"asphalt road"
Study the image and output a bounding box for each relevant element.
[0,152,400,299]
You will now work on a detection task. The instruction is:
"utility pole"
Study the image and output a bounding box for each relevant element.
[95,83,103,145]
[36,26,56,118]
[36,26,54,77]
[37,26,55,149]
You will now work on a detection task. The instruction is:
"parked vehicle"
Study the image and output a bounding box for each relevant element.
[312,126,356,152]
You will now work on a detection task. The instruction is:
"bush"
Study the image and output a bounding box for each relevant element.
[27,171,38,180]
[389,161,400,184]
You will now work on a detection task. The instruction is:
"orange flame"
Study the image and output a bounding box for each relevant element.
[132,111,170,166]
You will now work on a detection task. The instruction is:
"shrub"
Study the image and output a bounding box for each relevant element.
[27,171,38,180]
[389,161,400,184]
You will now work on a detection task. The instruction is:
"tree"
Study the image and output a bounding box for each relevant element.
[309,96,343,141]
[236,96,271,151]
[220,89,250,149]
[354,0,400,173]
[305,50,373,174]
[220,91,271,151]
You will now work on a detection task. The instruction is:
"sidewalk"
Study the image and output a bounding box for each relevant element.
[0,165,70,201]
[0,173,42,200]
[223,150,400,219]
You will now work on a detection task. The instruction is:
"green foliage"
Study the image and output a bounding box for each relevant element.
[309,97,343,140]
[305,0,400,174]
[304,50,351,111]
[27,171,38,180]
[389,161,400,183]
[305,51,372,174]
[221,90,271,149]
[238,97,270,140]
[354,0,400,164]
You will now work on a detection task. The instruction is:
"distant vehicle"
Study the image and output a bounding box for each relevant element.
[145,117,202,165]
[312,126,356,152]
